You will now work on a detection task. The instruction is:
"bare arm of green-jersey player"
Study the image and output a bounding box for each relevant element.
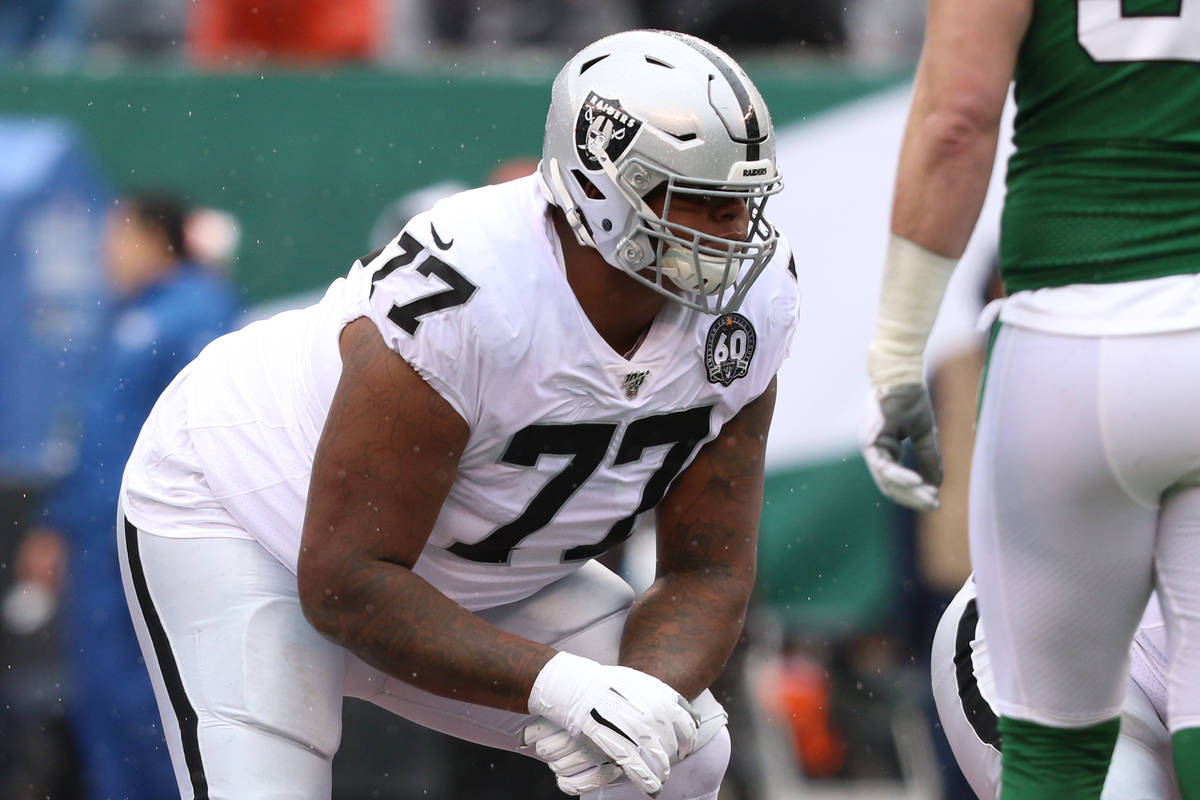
[862,0,1034,512]
[892,0,1032,255]
[620,378,777,701]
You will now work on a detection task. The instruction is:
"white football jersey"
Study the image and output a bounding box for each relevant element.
[122,175,799,610]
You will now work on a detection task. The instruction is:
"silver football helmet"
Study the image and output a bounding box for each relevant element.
[539,29,783,314]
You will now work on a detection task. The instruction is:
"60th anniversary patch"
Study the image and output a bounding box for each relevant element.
[704,313,756,386]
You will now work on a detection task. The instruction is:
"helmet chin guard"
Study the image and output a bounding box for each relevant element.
[539,29,783,315]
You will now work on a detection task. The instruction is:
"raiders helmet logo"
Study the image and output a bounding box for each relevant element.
[575,91,642,171]
[704,313,757,386]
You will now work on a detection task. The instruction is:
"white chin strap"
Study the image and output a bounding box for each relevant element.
[540,157,597,249]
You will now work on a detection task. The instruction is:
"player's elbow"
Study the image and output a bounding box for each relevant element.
[296,547,348,641]
[920,96,1001,160]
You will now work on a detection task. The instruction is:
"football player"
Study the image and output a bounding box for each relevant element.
[932,577,1179,800]
[860,0,1200,795]
[116,30,797,800]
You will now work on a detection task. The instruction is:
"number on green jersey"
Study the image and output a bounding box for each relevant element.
[1078,0,1200,61]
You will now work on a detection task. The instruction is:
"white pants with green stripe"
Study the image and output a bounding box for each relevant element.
[970,322,1200,734]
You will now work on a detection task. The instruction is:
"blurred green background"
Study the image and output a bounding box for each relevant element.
[0,64,907,301]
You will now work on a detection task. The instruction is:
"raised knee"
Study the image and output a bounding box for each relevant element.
[680,725,731,795]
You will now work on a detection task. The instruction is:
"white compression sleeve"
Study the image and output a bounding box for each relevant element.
[867,234,959,387]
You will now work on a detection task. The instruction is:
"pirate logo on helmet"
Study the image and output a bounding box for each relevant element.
[575,91,642,172]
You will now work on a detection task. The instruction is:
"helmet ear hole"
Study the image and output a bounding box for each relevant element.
[572,170,606,201]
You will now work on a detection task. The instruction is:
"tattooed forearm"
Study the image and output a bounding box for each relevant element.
[619,522,753,699]
[620,379,776,699]
[314,556,555,712]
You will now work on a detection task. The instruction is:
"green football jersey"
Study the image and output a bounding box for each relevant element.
[1000,0,1200,292]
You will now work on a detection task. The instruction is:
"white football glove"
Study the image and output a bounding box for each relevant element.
[519,718,624,796]
[861,383,942,512]
[527,652,700,797]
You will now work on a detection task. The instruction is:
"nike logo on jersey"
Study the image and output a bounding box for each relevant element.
[430,222,454,251]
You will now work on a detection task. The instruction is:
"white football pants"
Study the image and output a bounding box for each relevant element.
[116,509,729,800]
[931,579,1179,799]
[970,324,1200,729]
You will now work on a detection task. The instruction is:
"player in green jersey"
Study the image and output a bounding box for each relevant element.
[859,0,1200,797]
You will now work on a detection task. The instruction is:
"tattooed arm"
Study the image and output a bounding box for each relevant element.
[297,316,555,712]
[622,378,777,701]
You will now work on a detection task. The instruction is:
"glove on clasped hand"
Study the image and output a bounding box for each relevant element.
[528,652,700,796]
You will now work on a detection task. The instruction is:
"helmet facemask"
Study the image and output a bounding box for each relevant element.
[543,145,782,315]
[600,151,782,314]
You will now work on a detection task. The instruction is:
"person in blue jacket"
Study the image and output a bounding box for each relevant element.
[15,191,239,800]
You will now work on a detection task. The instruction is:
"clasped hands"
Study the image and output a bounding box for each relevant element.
[522,652,700,797]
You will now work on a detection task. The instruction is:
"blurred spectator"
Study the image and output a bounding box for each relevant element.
[423,0,472,46]
[0,118,110,800]
[189,0,383,66]
[416,0,635,51]
[636,0,846,52]
[85,0,186,57]
[0,0,82,57]
[13,191,239,800]
[184,204,242,276]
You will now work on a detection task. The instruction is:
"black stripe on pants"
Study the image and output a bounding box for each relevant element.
[124,518,210,799]
[954,596,1003,751]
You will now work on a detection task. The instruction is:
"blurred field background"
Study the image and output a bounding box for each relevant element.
[0,63,907,301]
[0,2,1004,798]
